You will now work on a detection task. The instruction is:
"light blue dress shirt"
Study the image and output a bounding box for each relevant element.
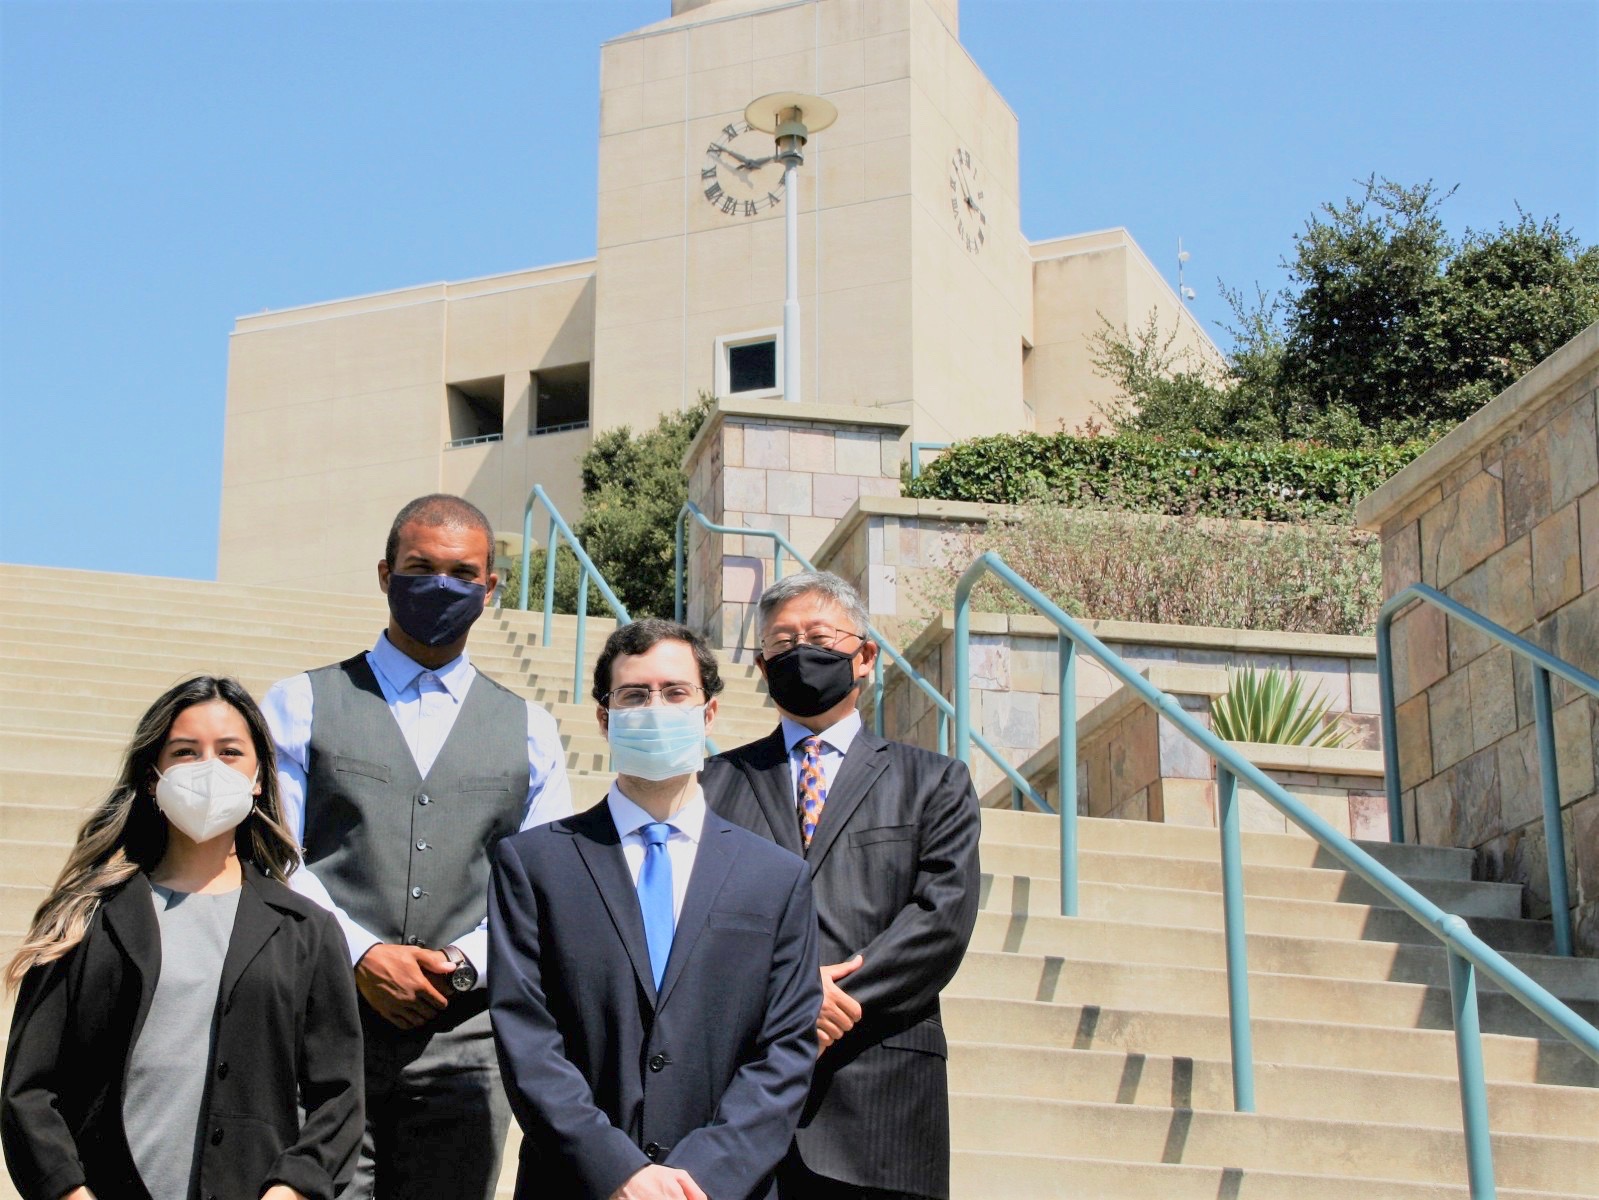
[779,709,863,813]
[263,632,574,986]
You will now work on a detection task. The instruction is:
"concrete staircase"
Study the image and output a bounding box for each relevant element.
[2,564,1597,1198]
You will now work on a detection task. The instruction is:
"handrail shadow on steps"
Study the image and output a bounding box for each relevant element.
[1377,581,1598,958]
[954,549,1599,1198]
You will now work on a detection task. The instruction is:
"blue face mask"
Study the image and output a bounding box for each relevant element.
[387,572,487,647]
[606,704,707,781]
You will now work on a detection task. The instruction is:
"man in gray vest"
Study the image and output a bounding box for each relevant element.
[264,493,573,1200]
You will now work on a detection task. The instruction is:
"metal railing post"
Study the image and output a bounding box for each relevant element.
[1445,932,1497,1199]
[952,586,973,768]
[774,542,785,581]
[572,571,589,702]
[518,496,536,613]
[937,712,948,755]
[1375,605,1405,842]
[1533,666,1575,957]
[1216,766,1256,1112]
[873,653,885,737]
[1058,634,1078,917]
[674,508,687,624]
[542,517,559,648]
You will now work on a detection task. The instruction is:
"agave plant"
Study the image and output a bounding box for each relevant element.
[1209,666,1350,748]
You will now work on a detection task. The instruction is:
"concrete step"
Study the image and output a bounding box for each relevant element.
[948,1149,1592,1200]
[946,1041,1599,1138]
[981,873,1557,955]
[945,1092,1598,1192]
[963,907,1599,1002]
[979,845,1523,917]
[979,809,1477,881]
[951,949,1599,1040]
[940,995,1599,1088]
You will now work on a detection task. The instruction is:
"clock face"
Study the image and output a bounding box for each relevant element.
[702,121,786,218]
[948,146,986,253]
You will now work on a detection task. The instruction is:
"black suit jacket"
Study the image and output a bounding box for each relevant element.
[1,865,364,1200]
[701,727,981,1198]
[487,799,821,1200]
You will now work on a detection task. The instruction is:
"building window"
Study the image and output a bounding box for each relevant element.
[446,376,504,447]
[532,363,591,436]
[714,329,782,398]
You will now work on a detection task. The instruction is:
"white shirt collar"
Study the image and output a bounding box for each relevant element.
[368,631,474,701]
[780,709,863,757]
[607,781,707,845]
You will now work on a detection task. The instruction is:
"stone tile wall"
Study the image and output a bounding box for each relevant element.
[1356,323,1599,954]
[682,399,907,655]
[877,610,1380,802]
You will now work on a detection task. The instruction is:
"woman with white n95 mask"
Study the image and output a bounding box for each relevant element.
[1,676,363,1200]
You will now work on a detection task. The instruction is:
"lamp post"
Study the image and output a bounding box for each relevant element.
[743,92,837,404]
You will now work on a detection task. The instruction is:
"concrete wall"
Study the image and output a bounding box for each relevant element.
[220,264,595,592]
[1356,322,1599,954]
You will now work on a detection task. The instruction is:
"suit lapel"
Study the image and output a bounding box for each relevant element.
[101,874,162,1049]
[804,731,891,872]
[571,802,658,1007]
[737,727,804,855]
[654,814,737,1011]
[218,868,288,1010]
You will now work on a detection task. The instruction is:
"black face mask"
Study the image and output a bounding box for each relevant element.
[761,643,861,718]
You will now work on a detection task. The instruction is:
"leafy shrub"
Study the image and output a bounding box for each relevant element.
[919,504,1381,636]
[904,431,1422,524]
[501,548,611,617]
[1210,667,1350,747]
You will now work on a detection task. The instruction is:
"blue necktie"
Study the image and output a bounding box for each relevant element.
[637,822,675,991]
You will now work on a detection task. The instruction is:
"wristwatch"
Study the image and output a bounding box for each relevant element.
[442,945,477,993]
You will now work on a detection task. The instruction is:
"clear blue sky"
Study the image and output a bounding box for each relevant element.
[2,0,1595,582]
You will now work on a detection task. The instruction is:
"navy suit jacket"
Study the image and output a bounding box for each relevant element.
[488,798,821,1200]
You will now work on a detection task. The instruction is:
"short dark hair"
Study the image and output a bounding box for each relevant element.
[385,494,496,575]
[592,618,726,704]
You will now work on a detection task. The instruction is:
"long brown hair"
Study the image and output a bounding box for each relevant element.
[5,676,301,989]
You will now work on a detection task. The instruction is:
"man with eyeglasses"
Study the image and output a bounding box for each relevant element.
[701,572,981,1200]
[488,617,821,1200]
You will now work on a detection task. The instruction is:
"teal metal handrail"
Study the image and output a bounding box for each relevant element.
[908,441,950,481]
[673,501,1051,811]
[517,484,631,702]
[954,550,1599,1198]
[1377,582,1597,958]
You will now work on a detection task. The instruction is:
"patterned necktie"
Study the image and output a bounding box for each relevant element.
[637,822,675,990]
[797,736,828,848]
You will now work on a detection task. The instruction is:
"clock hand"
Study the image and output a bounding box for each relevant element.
[710,142,763,171]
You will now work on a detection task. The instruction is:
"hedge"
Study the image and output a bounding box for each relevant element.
[903,432,1425,523]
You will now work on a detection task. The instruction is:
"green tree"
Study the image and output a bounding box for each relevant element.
[1097,178,1599,447]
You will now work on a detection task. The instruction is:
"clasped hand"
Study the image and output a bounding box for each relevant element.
[609,1164,707,1200]
[816,954,864,1054]
[356,943,455,1029]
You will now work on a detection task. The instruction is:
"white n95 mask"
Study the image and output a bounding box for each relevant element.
[154,758,258,843]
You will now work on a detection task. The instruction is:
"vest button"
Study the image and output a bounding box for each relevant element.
[216,1061,229,1080]
[416,840,428,851]
[648,1054,666,1072]
[418,794,431,806]
[411,886,423,898]
[210,1127,224,1146]
[644,1142,662,1161]
[407,935,423,945]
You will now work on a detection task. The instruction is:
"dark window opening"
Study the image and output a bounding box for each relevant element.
[446,376,504,446]
[728,340,777,393]
[533,363,591,435]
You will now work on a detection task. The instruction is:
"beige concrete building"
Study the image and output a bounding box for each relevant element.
[219,0,1217,591]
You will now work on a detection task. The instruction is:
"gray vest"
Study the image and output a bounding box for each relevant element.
[303,654,528,950]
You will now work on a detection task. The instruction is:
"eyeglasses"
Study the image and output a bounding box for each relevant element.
[760,627,864,656]
[603,683,706,709]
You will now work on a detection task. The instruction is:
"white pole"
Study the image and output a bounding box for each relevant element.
[782,158,801,403]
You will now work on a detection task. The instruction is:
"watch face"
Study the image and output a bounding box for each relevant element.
[948,146,986,253]
[702,120,786,218]
[451,964,475,992]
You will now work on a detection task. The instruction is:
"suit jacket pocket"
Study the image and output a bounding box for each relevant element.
[879,1018,948,1058]
[849,823,917,848]
[330,755,390,783]
[707,910,776,935]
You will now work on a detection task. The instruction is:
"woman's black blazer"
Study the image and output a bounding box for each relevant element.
[2,864,364,1200]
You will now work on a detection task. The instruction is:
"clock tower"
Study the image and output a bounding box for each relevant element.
[589,0,1030,446]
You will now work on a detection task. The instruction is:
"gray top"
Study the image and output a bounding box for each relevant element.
[123,881,241,1200]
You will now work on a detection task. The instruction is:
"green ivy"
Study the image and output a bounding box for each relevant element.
[903,432,1423,523]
